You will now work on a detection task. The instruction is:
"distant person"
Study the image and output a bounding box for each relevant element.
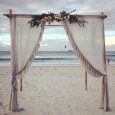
[65,45,66,49]
[107,58,110,64]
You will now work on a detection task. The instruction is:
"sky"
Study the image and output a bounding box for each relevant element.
[0,0,115,51]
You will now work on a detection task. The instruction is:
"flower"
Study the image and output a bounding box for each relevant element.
[28,10,87,28]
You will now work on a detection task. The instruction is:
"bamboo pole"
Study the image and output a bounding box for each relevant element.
[45,24,62,26]
[101,12,106,66]
[100,12,110,111]
[85,71,87,90]
[8,9,12,18]
[9,9,12,110]
[4,13,107,19]
[20,78,22,91]
[9,9,12,16]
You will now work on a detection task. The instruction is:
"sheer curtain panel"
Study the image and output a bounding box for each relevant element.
[62,16,109,111]
[9,16,45,111]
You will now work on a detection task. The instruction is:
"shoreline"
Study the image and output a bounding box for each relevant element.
[0,62,115,67]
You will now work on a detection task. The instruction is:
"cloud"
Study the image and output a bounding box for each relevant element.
[105,35,115,46]
[0,41,10,51]
[0,41,10,46]
[44,26,66,35]
[105,35,115,51]
[39,39,73,51]
[0,0,115,31]
[106,45,115,51]
[0,0,115,51]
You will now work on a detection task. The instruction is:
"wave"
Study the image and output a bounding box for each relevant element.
[0,51,115,65]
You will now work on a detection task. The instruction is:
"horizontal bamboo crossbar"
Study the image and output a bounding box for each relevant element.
[4,14,107,19]
[45,25,62,26]
[4,9,107,19]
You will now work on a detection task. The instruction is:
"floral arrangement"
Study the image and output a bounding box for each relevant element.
[28,10,87,28]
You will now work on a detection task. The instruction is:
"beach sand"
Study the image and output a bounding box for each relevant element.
[0,65,115,115]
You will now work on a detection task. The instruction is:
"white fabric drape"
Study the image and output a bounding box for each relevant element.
[62,17,109,111]
[9,16,45,111]
[62,17,106,76]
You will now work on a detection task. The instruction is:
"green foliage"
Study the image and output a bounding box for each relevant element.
[28,10,87,28]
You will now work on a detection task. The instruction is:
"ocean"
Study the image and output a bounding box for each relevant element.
[0,51,115,66]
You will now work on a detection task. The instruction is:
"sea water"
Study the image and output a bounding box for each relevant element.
[0,51,115,66]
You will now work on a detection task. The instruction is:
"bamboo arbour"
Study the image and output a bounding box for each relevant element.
[4,9,109,112]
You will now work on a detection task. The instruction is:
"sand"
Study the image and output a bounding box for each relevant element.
[0,65,115,115]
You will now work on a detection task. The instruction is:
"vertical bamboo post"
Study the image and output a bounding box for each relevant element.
[20,78,22,91]
[100,12,109,110]
[9,9,12,110]
[9,9,12,16]
[101,12,107,65]
[85,71,87,90]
